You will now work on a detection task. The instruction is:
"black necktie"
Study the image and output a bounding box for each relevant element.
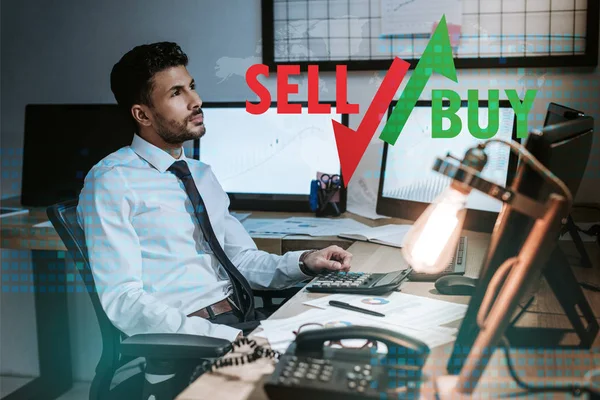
[168,160,255,322]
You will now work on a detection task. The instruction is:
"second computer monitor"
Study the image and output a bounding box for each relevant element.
[542,102,589,197]
[376,99,520,233]
[544,101,585,127]
[198,102,348,212]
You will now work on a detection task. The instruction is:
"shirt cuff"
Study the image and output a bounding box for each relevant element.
[286,250,314,281]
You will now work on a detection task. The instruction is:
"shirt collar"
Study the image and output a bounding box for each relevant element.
[131,134,188,173]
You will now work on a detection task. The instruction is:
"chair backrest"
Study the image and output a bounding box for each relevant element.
[46,199,123,359]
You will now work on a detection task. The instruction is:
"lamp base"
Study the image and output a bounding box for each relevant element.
[435,376,475,400]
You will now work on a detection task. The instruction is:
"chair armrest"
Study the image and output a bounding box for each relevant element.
[253,284,305,300]
[120,333,232,359]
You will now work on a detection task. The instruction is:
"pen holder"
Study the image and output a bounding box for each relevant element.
[309,179,342,217]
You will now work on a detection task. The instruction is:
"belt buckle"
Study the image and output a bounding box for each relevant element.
[206,302,221,319]
[211,297,234,317]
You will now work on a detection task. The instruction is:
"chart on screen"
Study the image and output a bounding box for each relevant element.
[200,106,342,195]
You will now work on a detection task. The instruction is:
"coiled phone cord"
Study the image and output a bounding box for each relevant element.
[188,337,281,384]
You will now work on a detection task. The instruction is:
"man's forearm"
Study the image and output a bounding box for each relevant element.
[232,249,313,290]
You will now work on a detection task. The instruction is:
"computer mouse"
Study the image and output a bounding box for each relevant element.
[434,275,478,296]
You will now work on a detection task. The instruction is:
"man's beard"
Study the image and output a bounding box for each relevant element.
[153,110,206,145]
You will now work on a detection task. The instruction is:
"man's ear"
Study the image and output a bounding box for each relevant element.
[131,105,152,127]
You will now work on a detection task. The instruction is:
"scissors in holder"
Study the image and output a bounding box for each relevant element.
[317,174,342,215]
[319,173,341,190]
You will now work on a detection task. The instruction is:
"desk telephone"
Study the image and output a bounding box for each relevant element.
[264,326,430,400]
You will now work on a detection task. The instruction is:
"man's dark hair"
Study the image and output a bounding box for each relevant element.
[110,42,188,128]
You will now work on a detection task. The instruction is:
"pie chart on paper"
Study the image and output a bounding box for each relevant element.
[361,297,390,305]
[324,320,353,328]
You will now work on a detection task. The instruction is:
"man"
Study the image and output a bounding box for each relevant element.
[77,41,352,342]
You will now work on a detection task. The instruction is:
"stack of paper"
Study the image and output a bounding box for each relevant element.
[256,307,457,353]
[255,293,467,353]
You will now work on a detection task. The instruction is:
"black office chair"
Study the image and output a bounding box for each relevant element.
[47,199,234,400]
[47,199,304,399]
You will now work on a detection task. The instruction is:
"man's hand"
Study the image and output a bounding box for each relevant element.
[303,245,352,274]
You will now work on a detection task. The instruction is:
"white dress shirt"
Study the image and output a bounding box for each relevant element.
[77,134,311,341]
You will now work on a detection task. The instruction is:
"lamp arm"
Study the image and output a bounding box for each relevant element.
[476,257,518,328]
[479,138,573,212]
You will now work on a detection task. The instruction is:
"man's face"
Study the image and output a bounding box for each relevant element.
[146,65,206,145]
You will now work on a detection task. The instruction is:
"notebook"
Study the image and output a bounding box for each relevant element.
[337,224,412,248]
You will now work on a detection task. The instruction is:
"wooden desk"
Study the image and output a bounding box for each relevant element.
[0,196,358,253]
[2,196,598,399]
[177,235,600,400]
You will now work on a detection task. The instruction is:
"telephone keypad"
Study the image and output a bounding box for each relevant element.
[346,364,376,393]
[266,353,423,400]
[268,355,396,398]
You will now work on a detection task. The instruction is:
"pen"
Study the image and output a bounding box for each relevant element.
[329,300,386,317]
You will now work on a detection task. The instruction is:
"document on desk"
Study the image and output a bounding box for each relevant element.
[346,176,391,220]
[256,307,457,352]
[33,220,54,228]
[230,211,251,222]
[241,218,288,238]
[303,292,468,330]
[247,217,370,237]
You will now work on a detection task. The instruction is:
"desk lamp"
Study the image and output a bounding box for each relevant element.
[401,136,574,398]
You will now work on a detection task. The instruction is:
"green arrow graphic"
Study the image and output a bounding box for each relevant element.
[379,15,458,146]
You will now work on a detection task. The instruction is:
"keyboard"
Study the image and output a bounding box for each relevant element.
[305,269,412,295]
[408,236,467,282]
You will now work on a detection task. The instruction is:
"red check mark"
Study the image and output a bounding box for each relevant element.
[332,57,410,187]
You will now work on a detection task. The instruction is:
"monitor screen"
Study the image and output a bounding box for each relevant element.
[21,104,197,207]
[377,100,519,232]
[199,102,348,211]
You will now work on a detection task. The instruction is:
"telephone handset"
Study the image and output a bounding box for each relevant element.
[264,326,430,400]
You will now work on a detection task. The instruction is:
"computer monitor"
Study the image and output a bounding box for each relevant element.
[198,101,348,212]
[20,104,197,207]
[376,100,520,233]
[544,101,585,127]
[542,102,588,196]
[447,115,597,375]
[542,102,593,269]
